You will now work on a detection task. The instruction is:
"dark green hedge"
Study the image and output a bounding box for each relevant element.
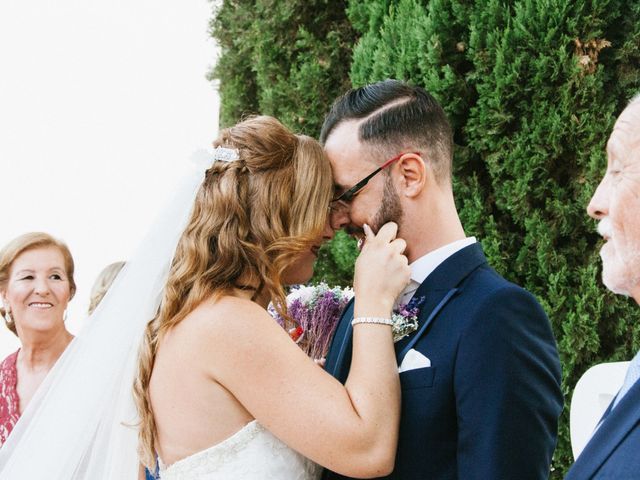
[209,0,640,476]
[209,0,357,137]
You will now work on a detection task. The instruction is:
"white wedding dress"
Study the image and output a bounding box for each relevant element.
[158,421,321,480]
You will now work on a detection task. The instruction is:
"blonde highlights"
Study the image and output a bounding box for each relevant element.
[88,261,126,315]
[133,116,333,468]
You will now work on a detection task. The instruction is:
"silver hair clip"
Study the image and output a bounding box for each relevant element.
[212,146,239,162]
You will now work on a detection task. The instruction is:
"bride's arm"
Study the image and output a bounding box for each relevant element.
[197,223,408,478]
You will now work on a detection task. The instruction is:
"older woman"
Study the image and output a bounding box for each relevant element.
[0,232,76,447]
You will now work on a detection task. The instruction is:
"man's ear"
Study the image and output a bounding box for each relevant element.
[397,153,427,198]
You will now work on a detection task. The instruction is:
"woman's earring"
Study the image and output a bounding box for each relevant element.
[63,309,68,322]
[3,305,13,328]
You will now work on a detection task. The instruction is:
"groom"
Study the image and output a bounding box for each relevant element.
[321,80,563,479]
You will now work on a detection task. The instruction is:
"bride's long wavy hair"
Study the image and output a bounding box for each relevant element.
[133,116,333,469]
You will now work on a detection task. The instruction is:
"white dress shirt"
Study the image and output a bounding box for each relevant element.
[395,237,477,308]
[612,350,640,409]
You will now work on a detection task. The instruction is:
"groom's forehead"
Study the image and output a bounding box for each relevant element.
[324,119,361,152]
[328,152,378,192]
[324,121,386,193]
[325,125,365,165]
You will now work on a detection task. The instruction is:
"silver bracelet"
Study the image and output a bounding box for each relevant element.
[351,316,393,327]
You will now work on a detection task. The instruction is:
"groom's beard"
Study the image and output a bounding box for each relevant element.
[344,174,403,238]
[371,173,403,234]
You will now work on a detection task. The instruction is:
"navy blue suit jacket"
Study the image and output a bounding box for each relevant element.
[323,243,563,479]
[565,380,640,479]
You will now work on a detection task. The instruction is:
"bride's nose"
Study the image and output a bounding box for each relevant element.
[322,219,335,241]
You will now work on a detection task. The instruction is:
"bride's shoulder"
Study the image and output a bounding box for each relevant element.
[199,295,271,320]
[178,297,286,373]
[185,296,278,341]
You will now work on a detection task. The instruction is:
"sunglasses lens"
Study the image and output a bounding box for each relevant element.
[330,200,349,214]
[341,191,354,202]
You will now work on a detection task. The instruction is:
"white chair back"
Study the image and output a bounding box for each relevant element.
[570,361,629,459]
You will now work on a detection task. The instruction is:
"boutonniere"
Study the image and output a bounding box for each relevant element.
[392,296,425,342]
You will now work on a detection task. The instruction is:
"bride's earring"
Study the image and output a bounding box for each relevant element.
[63,309,68,322]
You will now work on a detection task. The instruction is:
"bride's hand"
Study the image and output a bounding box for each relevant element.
[353,222,410,316]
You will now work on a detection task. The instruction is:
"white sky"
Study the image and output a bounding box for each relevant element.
[0,1,221,356]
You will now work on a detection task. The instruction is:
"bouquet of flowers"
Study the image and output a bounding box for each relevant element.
[269,283,354,360]
[270,282,427,359]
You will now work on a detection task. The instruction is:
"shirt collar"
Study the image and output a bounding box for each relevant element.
[409,237,477,285]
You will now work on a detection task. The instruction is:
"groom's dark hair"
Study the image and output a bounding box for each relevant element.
[320,79,453,183]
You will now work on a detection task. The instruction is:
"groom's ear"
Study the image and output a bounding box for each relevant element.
[397,153,427,198]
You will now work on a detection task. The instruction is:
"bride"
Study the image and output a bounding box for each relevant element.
[135,116,409,479]
[0,116,408,480]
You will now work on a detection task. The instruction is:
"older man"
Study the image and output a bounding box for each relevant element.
[321,79,563,480]
[565,95,640,479]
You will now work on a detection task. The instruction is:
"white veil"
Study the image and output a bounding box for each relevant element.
[0,153,213,479]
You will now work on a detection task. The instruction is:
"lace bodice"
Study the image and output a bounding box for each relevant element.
[0,350,20,447]
[158,421,321,480]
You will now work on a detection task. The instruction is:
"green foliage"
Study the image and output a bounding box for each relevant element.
[349,0,640,475]
[209,0,356,136]
[312,230,360,287]
[211,0,640,475]
[208,0,261,128]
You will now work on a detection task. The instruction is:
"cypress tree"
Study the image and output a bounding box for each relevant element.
[209,0,356,136]
[209,0,261,128]
[349,0,640,475]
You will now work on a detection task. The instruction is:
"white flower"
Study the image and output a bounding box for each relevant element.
[391,312,419,342]
[288,284,318,304]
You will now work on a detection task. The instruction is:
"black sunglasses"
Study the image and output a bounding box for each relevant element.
[332,151,420,204]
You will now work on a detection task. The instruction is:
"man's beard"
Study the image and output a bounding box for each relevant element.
[371,173,403,233]
[344,174,404,239]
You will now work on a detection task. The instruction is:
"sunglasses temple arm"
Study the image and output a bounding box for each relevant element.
[352,168,382,194]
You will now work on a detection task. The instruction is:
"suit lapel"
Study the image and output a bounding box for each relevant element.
[327,243,488,381]
[398,288,460,360]
[325,299,354,380]
[568,380,640,478]
[395,243,488,360]
[393,287,446,357]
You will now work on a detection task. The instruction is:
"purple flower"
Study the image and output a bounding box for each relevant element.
[270,283,353,359]
[391,296,425,342]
